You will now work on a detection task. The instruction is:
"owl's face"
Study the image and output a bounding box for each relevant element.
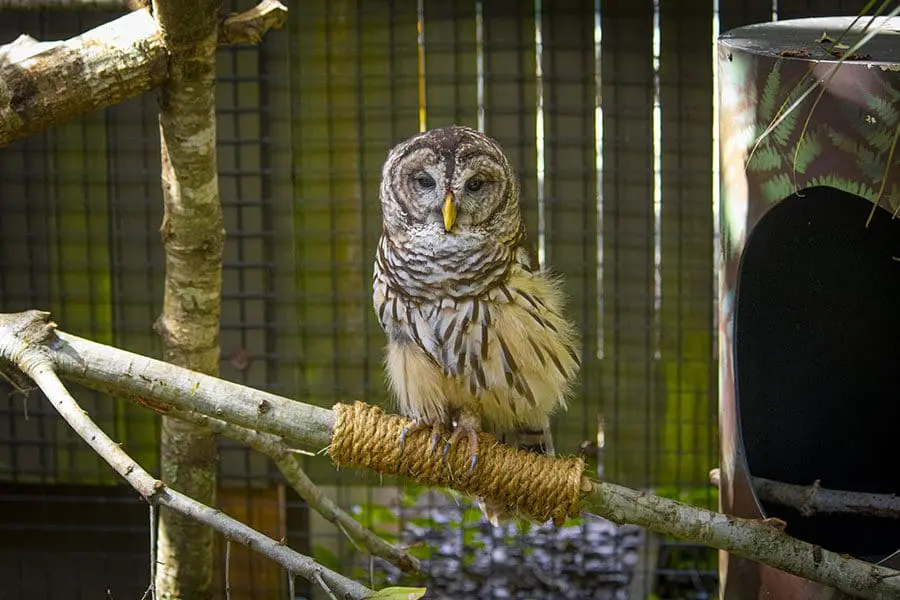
[379,126,522,247]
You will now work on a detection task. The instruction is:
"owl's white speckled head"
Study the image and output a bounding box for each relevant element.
[378,125,523,249]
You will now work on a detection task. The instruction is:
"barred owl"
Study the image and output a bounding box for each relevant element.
[372,126,581,519]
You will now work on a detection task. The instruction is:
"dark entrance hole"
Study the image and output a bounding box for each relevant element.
[735,185,900,562]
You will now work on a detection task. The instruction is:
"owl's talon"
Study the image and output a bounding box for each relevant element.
[398,419,444,455]
[445,425,480,473]
[398,427,411,450]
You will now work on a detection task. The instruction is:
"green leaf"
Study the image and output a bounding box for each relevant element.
[313,545,341,572]
[793,132,822,174]
[364,587,428,599]
[746,144,783,172]
[407,544,435,560]
[860,83,899,126]
[759,61,783,122]
[761,172,795,204]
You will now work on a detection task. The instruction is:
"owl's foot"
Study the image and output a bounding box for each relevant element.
[443,425,480,473]
[399,418,444,454]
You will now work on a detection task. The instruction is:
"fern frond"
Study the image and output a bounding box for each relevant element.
[865,127,894,154]
[867,117,900,226]
[772,102,800,147]
[859,83,899,126]
[826,127,885,182]
[807,175,878,202]
[759,61,783,123]
[875,76,900,104]
[761,172,794,204]
[748,2,900,167]
[793,132,822,175]
[746,144,783,172]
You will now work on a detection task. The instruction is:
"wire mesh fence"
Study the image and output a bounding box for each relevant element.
[0,0,869,598]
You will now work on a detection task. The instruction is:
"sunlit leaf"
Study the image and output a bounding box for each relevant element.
[364,586,428,599]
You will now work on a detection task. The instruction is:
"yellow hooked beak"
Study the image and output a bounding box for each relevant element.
[442,192,457,232]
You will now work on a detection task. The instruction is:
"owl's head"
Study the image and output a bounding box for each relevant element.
[379,126,522,246]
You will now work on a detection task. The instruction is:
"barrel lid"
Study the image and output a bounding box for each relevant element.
[719,16,900,65]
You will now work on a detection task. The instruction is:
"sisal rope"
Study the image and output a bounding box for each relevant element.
[330,402,585,525]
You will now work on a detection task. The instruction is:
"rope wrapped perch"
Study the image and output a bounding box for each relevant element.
[330,402,585,525]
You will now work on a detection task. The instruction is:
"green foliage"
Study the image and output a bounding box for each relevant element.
[865,127,895,154]
[313,544,342,572]
[760,173,794,204]
[807,174,878,201]
[758,60,783,123]
[860,82,899,126]
[364,586,428,599]
[827,127,886,182]
[793,132,822,174]
[654,484,719,511]
[746,145,782,172]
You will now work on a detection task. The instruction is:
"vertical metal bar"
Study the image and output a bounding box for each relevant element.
[651,0,663,360]
[417,0,428,131]
[534,0,547,269]
[712,0,721,363]
[594,0,604,360]
[475,0,485,132]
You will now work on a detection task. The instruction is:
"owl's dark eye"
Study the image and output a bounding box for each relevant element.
[413,174,436,190]
[465,178,485,192]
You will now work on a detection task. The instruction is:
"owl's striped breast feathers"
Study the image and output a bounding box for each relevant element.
[373,253,581,431]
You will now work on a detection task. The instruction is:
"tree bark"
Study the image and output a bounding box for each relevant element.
[0,1,286,149]
[0,9,167,148]
[1,311,898,600]
[150,0,224,598]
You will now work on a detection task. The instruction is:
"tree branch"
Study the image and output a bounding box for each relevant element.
[0,9,167,147]
[0,1,287,148]
[584,480,900,600]
[710,468,900,521]
[0,311,371,600]
[170,406,421,573]
[0,0,143,9]
[2,310,899,600]
[219,0,287,45]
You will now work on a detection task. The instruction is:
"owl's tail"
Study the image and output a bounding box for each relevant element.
[478,424,555,526]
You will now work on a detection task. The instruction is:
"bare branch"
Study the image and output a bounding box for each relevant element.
[219,0,287,45]
[0,2,287,148]
[0,0,142,9]
[0,312,371,600]
[585,479,900,600]
[710,468,900,521]
[171,405,421,573]
[0,9,167,147]
[1,310,898,599]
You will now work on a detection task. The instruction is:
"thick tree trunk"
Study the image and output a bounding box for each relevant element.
[150,0,224,598]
